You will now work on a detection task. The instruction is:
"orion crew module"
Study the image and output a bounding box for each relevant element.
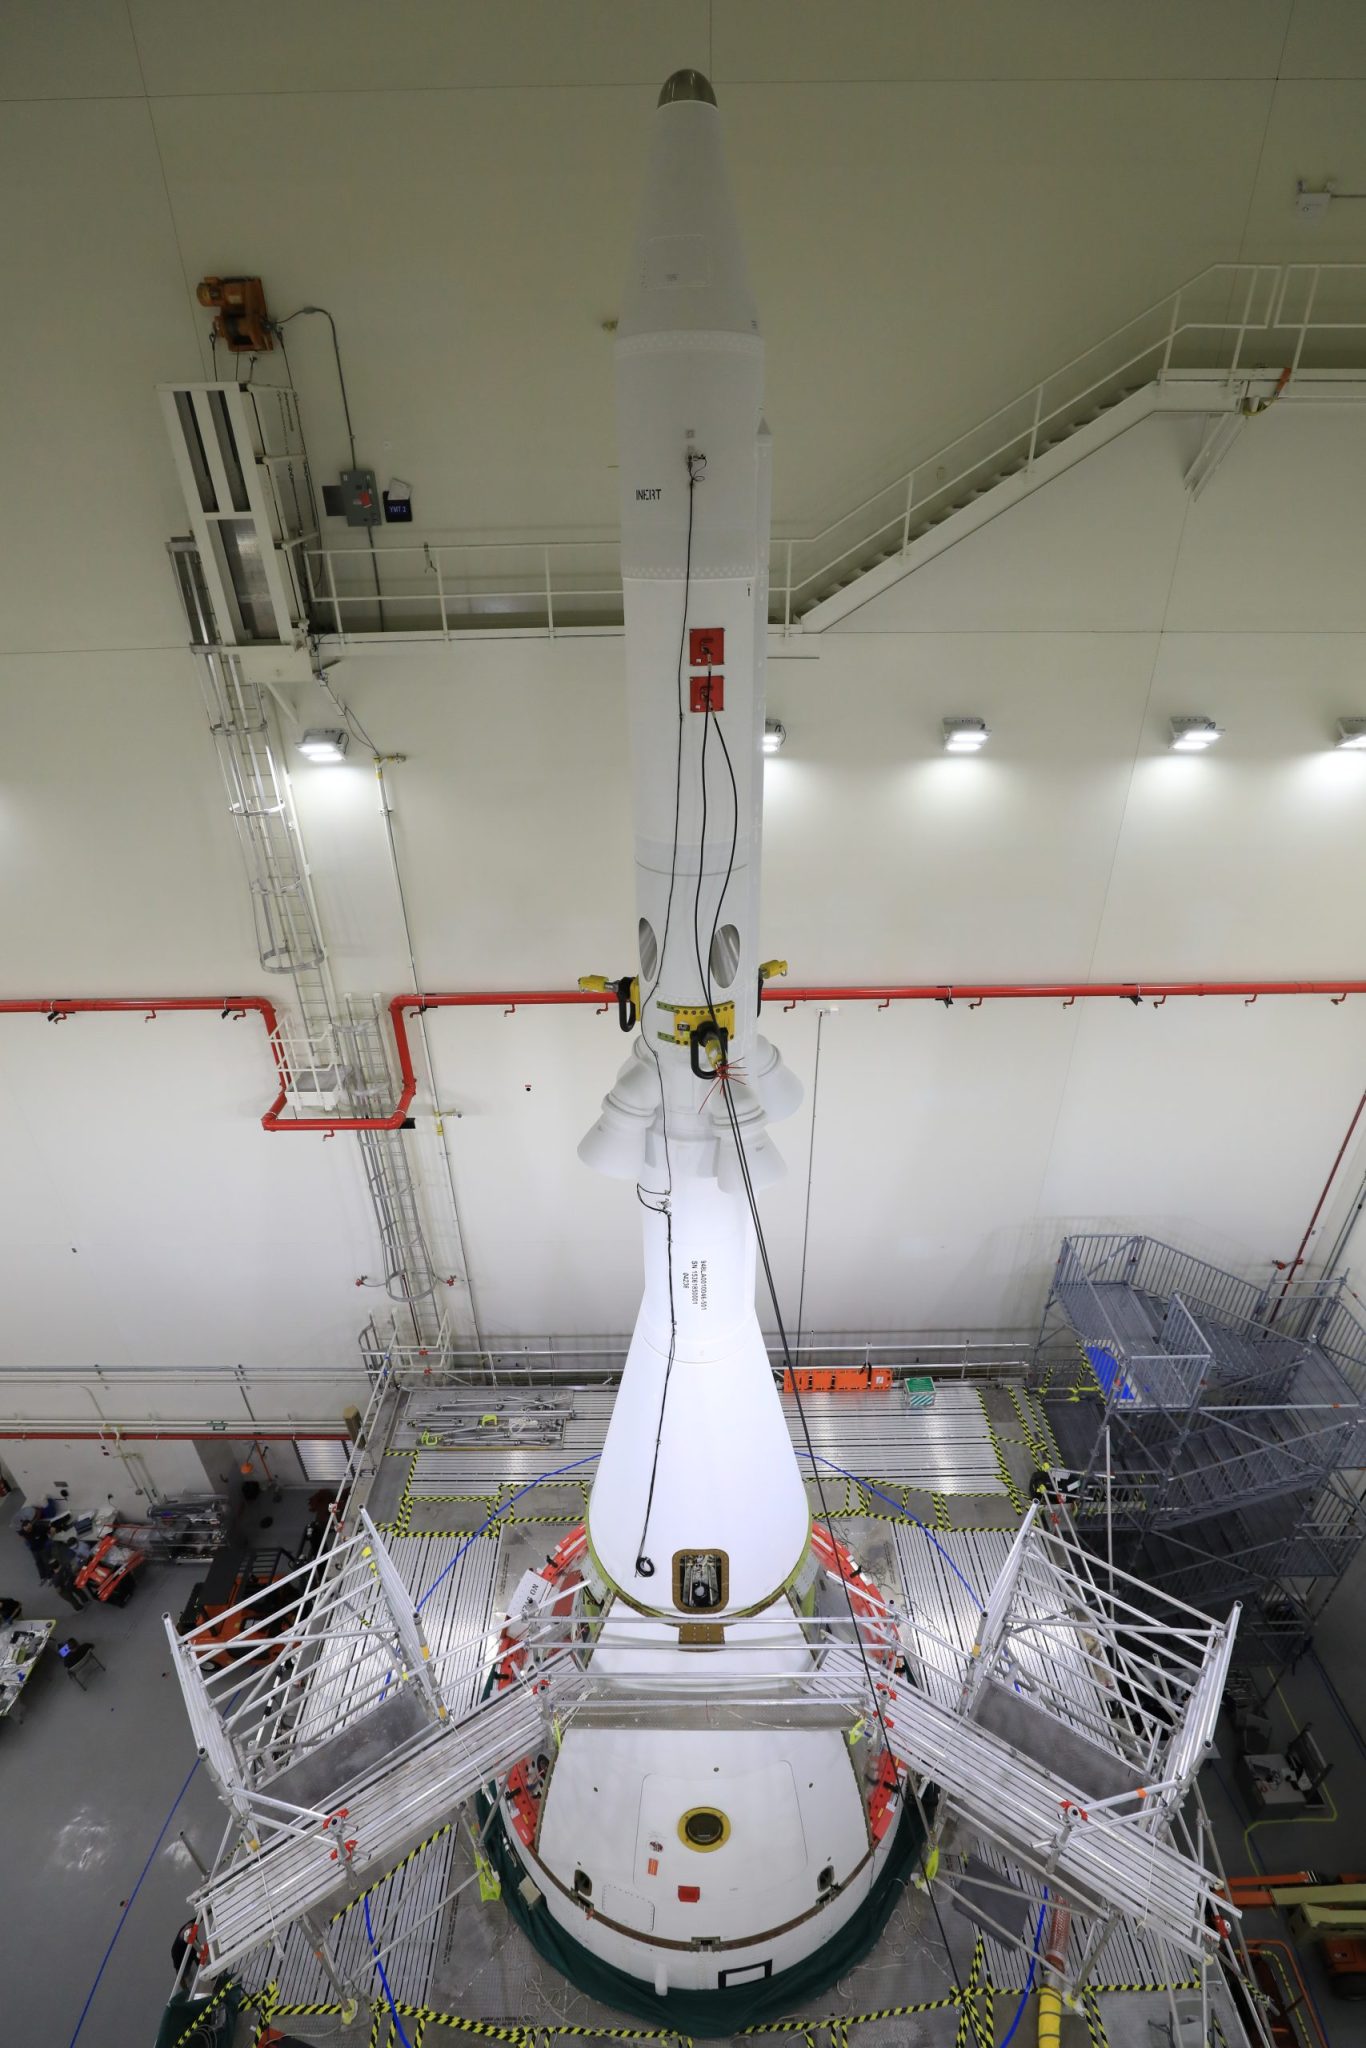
[484,71,919,2029]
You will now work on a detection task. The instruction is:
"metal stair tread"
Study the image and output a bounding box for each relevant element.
[819,1650,1212,1954]
[196,1666,582,1974]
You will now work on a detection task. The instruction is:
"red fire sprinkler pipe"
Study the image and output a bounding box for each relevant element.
[0,1429,348,1443]
[1270,1082,1366,1320]
[0,997,293,1124]
[0,994,420,1135]
[4,982,1364,1137]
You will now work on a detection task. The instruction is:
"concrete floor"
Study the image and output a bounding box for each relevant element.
[0,1484,327,2045]
[1201,1649,1366,2048]
[0,1493,227,2043]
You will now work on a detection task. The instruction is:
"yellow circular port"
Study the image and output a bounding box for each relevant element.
[678,1807,730,1852]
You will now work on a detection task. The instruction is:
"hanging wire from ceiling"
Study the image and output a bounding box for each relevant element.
[276,303,387,631]
[794,1006,826,1367]
[631,449,704,1578]
[694,661,969,2013]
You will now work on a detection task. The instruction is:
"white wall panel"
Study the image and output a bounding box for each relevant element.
[6,432,1366,1364]
[7,8,1366,1380]
[836,417,1195,634]
[0,1435,214,1515]
[0,2,145,98]
[0,102,202,656]
[0,1008,376,1369]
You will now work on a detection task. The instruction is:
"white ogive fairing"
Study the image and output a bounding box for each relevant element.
[498,70,906,1999]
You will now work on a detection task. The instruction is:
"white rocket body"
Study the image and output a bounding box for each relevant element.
[578,70,805,1614]
[500,73,904,2001]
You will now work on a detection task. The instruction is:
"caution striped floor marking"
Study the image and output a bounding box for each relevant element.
[1081,1985,1109,2048]
[327,1820,455,1924]
[248,1982,279,2045]
[1005,1386,1053,1468]
[748,2003,959,2028]
[954,1935,992,2048]
[975,1392,1027,1515]
[265,1979,1200,2045]
[1036,1342,1104,1401]
[1090,1980,1200,1995]
[166,1975,247,2048]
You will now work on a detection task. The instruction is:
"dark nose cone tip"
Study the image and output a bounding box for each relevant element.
[658,68,717,108]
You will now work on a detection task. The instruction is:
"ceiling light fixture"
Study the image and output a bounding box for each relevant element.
[1168,717,1222,753]
[763,720,787,755]
[942,716,989,753]
[297,727,349,764]
[1335,718,1366,750]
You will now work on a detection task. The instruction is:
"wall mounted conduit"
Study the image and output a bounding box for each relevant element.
[3,982,1363,1135]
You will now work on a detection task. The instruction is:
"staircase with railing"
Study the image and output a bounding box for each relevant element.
[287,262,1366,644]
[1034,1232,1366,1666]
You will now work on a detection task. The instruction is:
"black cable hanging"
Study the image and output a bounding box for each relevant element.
[794,1008,825,1367]
[704,705,969,2011]
[632,450,704,1578]
[275,304,387,632]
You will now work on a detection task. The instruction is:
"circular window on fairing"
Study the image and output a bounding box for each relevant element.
[679,1807,731,1852]
[638,917,659,983]
[708,923,740,990]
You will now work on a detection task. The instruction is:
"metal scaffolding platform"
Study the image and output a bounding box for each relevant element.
[887,1505,1237,1978]
[171,1460,1241,2011]
[1035,1233,1366,1663]
[196,1667,583,1978]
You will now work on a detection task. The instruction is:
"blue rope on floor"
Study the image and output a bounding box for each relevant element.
[365,1890,415,2048]
[67,1754,201,2048]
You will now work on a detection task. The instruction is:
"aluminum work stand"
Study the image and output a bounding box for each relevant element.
[1034,1233,1366,1664]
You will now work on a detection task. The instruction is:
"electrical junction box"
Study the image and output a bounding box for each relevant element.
[339,467,380,527]
[689,673,723,713]
[690,626,723,667]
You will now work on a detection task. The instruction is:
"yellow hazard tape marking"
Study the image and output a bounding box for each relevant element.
[975,1391,1027,1516]
[327,1821,454,1924]
[952,1935,992,2048]
[249,1980,280,2047]
[167,1976,248,2048]
[265,1976,1201,2042]
[1081,1984,1109,2048]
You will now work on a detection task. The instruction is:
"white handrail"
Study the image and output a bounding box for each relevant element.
[298,262,1366,642]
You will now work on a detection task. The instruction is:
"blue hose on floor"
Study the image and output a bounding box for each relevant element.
[413,1453,602,1613]
[999,1889,1049,2048]
[378,1452,604,1704]
[365,1891,415,2048]
[796,1449,985,1604]
[67,1756,201,2048]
